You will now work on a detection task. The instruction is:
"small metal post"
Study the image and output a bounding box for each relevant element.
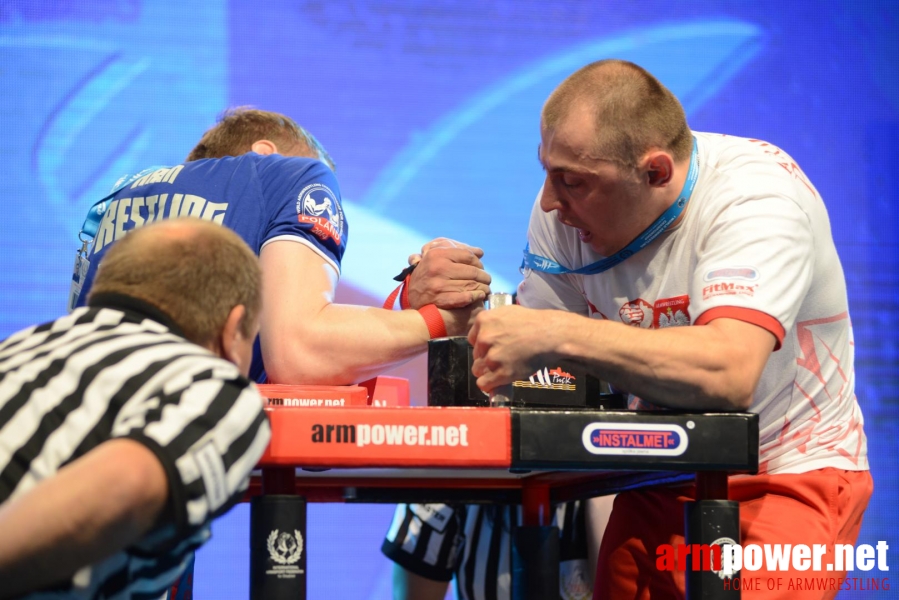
[486,292,514,407]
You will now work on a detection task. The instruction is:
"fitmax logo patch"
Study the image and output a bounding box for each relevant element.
[581,423,689,456]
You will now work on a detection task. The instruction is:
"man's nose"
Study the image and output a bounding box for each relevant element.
[540,182,562,213]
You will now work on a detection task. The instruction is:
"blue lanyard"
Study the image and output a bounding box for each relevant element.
[521,138,699,276]
[77,166,164,242]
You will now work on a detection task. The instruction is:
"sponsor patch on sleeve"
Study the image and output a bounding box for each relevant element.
[702,282,759,301]
[296,183,344,244]
[703,266,759,282]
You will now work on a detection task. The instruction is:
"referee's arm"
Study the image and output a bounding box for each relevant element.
[383,503,464,599]
[0,439,168,599]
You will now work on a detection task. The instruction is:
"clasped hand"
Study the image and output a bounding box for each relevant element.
[406,238,492,309]
[468,305,560,393]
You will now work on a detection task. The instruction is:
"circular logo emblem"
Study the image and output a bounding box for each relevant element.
[710,536,738,580]
[618,298,653,327]
[298,184,341,224]
[267,529,304,565]
[296,183,344,244]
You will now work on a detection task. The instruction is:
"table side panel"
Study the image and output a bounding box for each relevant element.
[513,411,759,472]
[260,406,512,467]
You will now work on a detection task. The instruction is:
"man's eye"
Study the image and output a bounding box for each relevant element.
[561,177,582,189]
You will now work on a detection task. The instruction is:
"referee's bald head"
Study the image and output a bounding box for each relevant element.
[89,218,262,348]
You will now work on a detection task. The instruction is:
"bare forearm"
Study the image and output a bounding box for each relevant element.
[260,241,444,385]
[0,440,167,598]
[471,307,759,408]
[553,313,772,410]
[264,304,432,385]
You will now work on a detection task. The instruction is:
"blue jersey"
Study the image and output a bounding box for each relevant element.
[74,153,348,382]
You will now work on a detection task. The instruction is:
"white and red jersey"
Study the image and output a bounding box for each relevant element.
[519,132,867,475]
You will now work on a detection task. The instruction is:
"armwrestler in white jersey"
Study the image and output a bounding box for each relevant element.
[468,60,871,600]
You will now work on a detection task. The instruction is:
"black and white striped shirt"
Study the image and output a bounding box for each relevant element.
[382,502,592,600]
[0,294,271,599]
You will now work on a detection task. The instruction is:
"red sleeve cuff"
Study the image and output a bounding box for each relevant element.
[694,306,785,350]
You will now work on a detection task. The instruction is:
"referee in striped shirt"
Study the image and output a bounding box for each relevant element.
[383,500,609,600]
[0,219,271,599]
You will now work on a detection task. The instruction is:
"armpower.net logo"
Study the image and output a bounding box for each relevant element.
[260,406,509,467]
[656,541,891,593]
[310,423,470,448]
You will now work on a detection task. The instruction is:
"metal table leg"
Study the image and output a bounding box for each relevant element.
[512,483,560,600]
[250,467,307,600]
[684,471,741,599]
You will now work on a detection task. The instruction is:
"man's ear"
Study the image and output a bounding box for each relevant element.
[220,304,248,366]
[643,152,674,187]
[250,140,279,155]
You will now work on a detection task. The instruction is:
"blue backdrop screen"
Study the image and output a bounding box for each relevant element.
[1,1,896,598]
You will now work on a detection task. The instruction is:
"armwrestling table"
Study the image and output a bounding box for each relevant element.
[243,384,758,600]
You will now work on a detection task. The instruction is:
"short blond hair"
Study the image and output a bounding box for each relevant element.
[542,59,692,167]
[186,107,335,170]
[89,219,262,346]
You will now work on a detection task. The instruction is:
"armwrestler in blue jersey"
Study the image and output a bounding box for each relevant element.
[73,108,490,385]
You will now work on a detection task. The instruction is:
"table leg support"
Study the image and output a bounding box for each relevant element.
[684,472,740,600]
[512,484,560,600]
[251,469,307,600]
[512,526,560,600]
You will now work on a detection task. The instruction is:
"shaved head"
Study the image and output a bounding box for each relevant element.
[89,219,261,347]
[542,59,692,168]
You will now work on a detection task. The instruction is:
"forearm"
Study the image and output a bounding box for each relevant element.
[553,313,771,410]
[0,440,168,598]
[260,241,444,385]
[264,304,432,385]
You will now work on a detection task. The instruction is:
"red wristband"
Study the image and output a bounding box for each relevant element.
[383,273,413,310]
[417,304,447,339]
[400,278,411,310]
